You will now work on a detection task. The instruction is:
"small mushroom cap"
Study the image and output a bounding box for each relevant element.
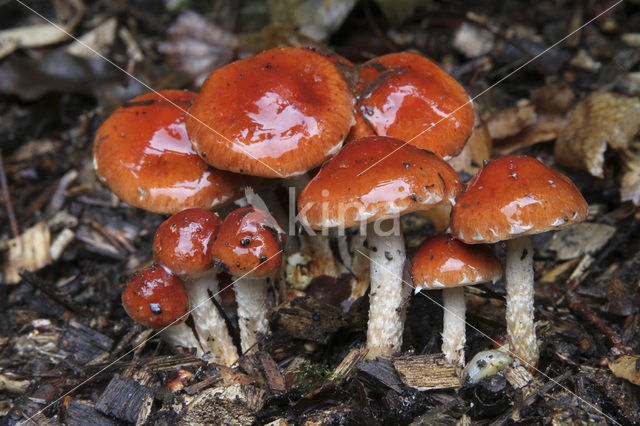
[212,206,285,278]
[354,52,475,159]
[411,234,502,291]
[93,90,250,214]
[185,47,354,178]
[451,155,589,243]
[122,264,190,329]
[298,136,463,229]
[153,208,222,278]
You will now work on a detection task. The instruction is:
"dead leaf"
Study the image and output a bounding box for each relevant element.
[453,21,495,58]
[554,92,640,177]
[620,139,640,205]
[493,119,565,155]
[66,17,117,58]
[486,101,537,140]
[609,355,640,385]
[546,222,616,260]
[267,0,358,41]
[158,10,237,87]
[373,0,428,25]
[531,82,575,116]
[448,123,492,176]
[0,0,84,59]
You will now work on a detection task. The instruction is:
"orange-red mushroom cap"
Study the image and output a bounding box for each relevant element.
[354,53,474,159]
[185,47,355,178]
[298,136,463,229]
[122,264,190,329]
[450,155,589,243]
[212,206,285,278]
[153,208,222,278]
[412,234,502,291]
[93,90,250,214]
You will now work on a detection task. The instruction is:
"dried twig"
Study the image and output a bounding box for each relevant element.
[0,150,19,238]
[19,270,90,316]
[566,292,631,354]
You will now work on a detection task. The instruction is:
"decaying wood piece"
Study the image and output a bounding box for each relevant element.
[0,373,30,393]
[95,374,154,424]
[393,354,461,391]
[63,400,116,426]
[331,347,368,382]
[269,297,350,343]
[178,383,266,425]
[258,351,286,393]
[1,221,51,284]
[357,357,403,393]
[237,351,285,393]
[58,319,113,365]
[504,365,534,389]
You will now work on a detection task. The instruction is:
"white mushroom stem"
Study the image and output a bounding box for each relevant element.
[505,235,538,368]
[366,219,407,359]
[441,286,466,367]
[160,322,205,356]
[234,277,269,353]
[187,269,239,366]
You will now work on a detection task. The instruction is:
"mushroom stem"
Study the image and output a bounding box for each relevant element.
[441,286,466,367]
[160,322,205,356]
[187,270,239,366]
[234,277,269,353]
[365,219,407,359]
[505,235,538,368]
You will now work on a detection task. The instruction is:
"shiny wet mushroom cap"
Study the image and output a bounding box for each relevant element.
[185,47,354,178]
[93,90,251,214]
[153,208,222,279]
[212,206,285,278]
[298,136,462,229]
[350,52,475,159]
[450,155,588,242]
[122,264,189,329]
[412,234,502,291]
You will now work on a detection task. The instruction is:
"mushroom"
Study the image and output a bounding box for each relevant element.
[298,136,462,358]
[350,52,475,160]
[153,208,238,366]
[122,264,203,354]
[450,155,588,368]
[411,234,502,367]
[211,206,285,352]
[93,90,252,214]
[185,47,354,178]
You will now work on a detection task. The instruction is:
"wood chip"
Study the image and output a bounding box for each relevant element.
[64,400,116,426]
[258,351,286,393]
[269,297,350,344]
[393,354,461,391]
[357,357,403,393]
[58,319,113,365]
[331,347,368,382]
[95,374,154,425]
[504,365,534,389]
[178,384,266,425]
[1,221,51,284]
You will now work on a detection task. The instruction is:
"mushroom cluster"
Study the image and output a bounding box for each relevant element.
[95,46,589,375]
[122,205,284,363]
